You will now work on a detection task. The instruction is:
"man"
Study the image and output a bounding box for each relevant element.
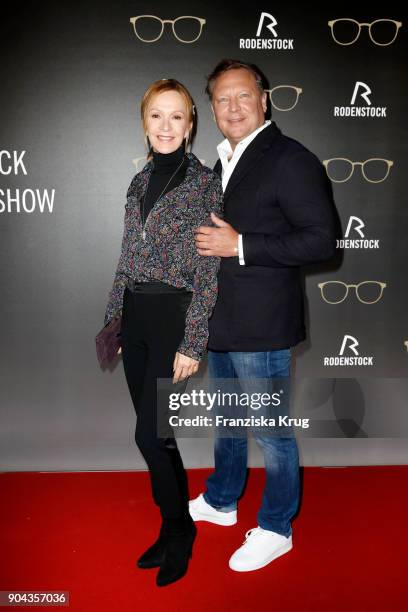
[190,59,336,572]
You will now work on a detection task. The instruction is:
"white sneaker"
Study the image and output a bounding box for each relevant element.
[229,527,292,572]
[188,493,237,526]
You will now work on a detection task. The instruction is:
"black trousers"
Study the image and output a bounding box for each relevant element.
[120,282,193,520]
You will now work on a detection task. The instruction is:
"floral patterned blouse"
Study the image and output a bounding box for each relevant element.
[104,152,223,361]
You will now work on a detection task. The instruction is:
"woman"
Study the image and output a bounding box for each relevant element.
[103,79,223,586]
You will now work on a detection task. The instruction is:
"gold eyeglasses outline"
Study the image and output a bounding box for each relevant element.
[318,281,387,304]
[322,158,394,183]
[328,19,402,46]
[129,15,206,43]
[264,86,303,111]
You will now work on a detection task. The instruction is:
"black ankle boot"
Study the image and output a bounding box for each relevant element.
[137,521,168,569]
[156,515,197,587]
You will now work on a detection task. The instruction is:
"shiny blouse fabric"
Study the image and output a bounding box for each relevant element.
[104,153,223,361]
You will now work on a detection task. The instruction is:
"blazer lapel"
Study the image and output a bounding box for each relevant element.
[213,159,222,177]
[223,122,281,201]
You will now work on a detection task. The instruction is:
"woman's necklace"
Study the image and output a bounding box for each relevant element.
[140,155,186,240]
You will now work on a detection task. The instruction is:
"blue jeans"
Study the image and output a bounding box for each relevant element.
[204,349,300,537]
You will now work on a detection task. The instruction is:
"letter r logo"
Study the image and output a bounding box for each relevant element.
[345,216,365,238]
[256,12,278,38]
[339,335,359,356]
[350,81,372,106]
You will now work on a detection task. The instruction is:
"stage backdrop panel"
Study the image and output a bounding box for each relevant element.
[0,1,407,470]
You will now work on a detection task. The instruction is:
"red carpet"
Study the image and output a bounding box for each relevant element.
[0,467,406,611]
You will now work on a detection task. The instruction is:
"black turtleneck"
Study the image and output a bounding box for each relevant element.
[142,145,189,223]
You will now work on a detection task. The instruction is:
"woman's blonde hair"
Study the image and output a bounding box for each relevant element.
[141,79,196,155]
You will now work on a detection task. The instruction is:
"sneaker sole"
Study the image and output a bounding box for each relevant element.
[189,507,237,526]
[229,540,293,572]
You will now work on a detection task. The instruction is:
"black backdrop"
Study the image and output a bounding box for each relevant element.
[0,1,407,470]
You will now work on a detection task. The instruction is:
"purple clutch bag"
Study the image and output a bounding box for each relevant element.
[95,317,122,368]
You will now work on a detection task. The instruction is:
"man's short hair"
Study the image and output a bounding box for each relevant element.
[205,59,265,100]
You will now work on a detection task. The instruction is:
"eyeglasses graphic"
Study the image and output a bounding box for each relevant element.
[322,158,393,183]
[318,281,387,304]
[130,15,206,43]
[264,86,303,111]
[328,19,402,46]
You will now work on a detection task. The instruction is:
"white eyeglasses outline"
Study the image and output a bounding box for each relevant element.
[328,18,402,46]
[129,15,206,43]
[322,158,394,183]
[264,86,303,111]
[318,281,387,304]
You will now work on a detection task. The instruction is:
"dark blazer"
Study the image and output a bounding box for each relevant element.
[104,153,223,361]
[208,121,336,352]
